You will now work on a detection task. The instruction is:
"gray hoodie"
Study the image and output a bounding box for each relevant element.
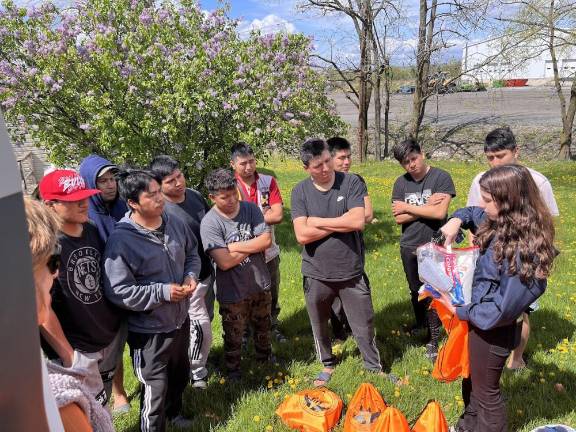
[103,211,201,333]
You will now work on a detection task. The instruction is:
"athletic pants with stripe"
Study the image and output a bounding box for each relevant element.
[303,275,382,372]
[128,319,190,432]
[188,275,213,381]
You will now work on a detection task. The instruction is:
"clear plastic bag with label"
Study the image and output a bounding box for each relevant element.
[417,243,479,305]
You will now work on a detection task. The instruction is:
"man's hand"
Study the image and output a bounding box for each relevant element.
[169,283,193,302]
[183,276,198,293]
[392,200,409,216]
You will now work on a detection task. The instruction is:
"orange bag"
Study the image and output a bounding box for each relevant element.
[431,299,470,382]
[373,406,410,431]
[411,401,449,432]
[276,387,343,432]
[343,383,388,431]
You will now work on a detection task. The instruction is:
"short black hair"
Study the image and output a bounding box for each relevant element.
[230,142,254,161]
[327,136,351,155]
[149,155,180,181]
[205,168,237,195]
[485,127,516,153]
[300,138,328,167]
[117,168,162,205]
[393,137,421,162]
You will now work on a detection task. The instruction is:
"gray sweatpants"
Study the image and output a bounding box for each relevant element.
[188,275,213,381]
[303,275,382,372]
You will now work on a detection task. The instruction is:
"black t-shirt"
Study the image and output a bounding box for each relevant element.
[46,223,120,355]
[291,171,365,281]
[164,188,212,280]
[392,167,456,248]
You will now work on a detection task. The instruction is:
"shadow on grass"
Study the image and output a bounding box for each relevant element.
[504,358,576,430]
[528,309,576,354]
[373,300,422,370]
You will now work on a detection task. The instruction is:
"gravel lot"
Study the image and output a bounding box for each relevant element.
[331,86,570,128]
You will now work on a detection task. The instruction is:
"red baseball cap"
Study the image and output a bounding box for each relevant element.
[39,169,101,202]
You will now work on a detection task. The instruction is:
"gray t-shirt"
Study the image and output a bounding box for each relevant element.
[291,171,365,282]
[200,201,271,304]
[392,167,456,248]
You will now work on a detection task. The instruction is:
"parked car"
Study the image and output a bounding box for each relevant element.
[397,85,416,94]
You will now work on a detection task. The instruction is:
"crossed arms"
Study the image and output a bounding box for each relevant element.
[392,193,452,225]
[208,232,272,271]
[293,206,365,245]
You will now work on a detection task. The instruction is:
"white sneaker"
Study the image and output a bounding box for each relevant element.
[169,414,194,429]
[191,379,207,390]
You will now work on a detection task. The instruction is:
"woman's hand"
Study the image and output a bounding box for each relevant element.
[436,290,456,315]
[440,218,462,248]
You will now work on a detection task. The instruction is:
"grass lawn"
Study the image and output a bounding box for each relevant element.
[114,159,576,432]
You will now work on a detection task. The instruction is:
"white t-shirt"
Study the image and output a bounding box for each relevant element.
[466,167,559,216]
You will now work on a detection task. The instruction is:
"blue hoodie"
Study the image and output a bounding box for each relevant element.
[79,155,128,242]
[452,206,547,330]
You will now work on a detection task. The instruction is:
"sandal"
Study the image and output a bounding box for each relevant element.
[313,368,334,387]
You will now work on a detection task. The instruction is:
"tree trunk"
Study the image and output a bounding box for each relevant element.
[559,76,576,159]
[411,0,437,140]
[547,0,573,159]
[373,71,382,160]
[372,24,382,160]
[383,60,391,158]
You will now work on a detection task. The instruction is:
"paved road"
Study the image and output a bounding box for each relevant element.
[331,87,569,128]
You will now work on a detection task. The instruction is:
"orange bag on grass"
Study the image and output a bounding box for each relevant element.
[343,383,388,431]
[276,387,343,432]
[411,401,449,432]
[431,299,470,382]
[373,406,410,431]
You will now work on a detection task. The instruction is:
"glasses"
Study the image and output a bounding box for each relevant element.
[47,243,61,274]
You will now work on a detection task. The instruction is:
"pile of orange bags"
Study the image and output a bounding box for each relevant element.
[276,382,449,432]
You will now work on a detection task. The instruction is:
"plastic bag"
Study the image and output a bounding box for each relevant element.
[276,387,343,432]
[417,243,479,305]
[343,383,387,431]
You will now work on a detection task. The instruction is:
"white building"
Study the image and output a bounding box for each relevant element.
[462,36,576,82]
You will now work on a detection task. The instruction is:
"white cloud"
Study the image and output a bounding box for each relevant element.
[240,14,296,35]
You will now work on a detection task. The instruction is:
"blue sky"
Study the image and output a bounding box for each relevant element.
[199,0,468,64]
[12,0,468,64]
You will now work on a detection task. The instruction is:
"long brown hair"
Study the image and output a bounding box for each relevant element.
[474,165,557,282]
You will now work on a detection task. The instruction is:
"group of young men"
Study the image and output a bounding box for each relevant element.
[34,126,558,432]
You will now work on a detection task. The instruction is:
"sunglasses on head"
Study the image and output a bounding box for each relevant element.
[47,243,62,274]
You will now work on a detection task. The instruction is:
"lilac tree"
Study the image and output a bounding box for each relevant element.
[0,0,346,183]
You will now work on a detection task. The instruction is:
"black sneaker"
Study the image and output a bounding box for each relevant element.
[406,323,427,338]
[227,370,242,382]
[426,343,438,362]
[272,328,288,343]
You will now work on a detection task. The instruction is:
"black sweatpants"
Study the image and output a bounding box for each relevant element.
[128,319,190,432]
[400,245,441,343]
[456,322,520,432]
[304,275,382,371]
